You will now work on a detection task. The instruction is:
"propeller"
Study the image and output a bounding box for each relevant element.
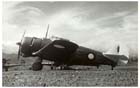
[17,30,26,60]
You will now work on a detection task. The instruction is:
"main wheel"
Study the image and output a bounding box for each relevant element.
[32,62,43,71]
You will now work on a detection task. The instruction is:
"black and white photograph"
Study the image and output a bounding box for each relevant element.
[2,1,138,87]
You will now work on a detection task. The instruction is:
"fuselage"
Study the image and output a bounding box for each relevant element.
[65,46,117,66]
[20,37,117,67]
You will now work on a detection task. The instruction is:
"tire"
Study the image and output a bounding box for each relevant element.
[32,62,43,71]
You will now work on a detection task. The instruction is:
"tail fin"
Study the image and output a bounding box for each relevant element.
[104,43,129,65]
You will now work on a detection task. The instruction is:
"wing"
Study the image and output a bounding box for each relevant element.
[33,40,78,62]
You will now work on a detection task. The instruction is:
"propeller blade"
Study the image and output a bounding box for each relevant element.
[17,46,21,60]
[21,30,26,43]
[17,30,26,60]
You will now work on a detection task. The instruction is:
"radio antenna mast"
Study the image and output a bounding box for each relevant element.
[45,24,49,38]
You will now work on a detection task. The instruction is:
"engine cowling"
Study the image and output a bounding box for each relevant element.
[20,37,42,57]
[20,37,33,57]
[19,37,52,57]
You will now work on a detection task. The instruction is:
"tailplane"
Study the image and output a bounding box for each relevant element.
[103,43,129,65]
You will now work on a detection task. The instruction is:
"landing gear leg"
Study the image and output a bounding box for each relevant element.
[111,65,115,70]
[50,65,53,70]
[60,66,63,70]
[60,65,65,70]
[32,57,43,71]
[97,65,100,69]
[60,65,70,70]
[50,62,61,70]
[50,64,56,70]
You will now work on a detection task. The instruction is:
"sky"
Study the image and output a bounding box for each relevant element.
[2,1,138,58]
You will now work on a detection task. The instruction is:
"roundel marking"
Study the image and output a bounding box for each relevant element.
[88,53,95,60]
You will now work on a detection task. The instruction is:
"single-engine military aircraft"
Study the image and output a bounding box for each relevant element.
[16,25,129,71]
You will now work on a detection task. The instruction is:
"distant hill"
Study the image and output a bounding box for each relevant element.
[2,53,17,60]
[2,44,18,54]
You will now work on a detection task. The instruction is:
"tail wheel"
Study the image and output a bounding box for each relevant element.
[111,66,114,70]
[111,65,115,70]
[96,65,100,69]
[32,62,43,71]
[50,66,54,70]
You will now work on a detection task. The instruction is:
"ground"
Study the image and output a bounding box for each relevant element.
[3,64,138,87]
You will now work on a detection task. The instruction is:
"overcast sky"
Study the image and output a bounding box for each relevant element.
[2,1,138,58]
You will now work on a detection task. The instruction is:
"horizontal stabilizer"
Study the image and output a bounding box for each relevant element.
[103,54,128,65]
[105,43,129,58]
[103,42,129,65]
